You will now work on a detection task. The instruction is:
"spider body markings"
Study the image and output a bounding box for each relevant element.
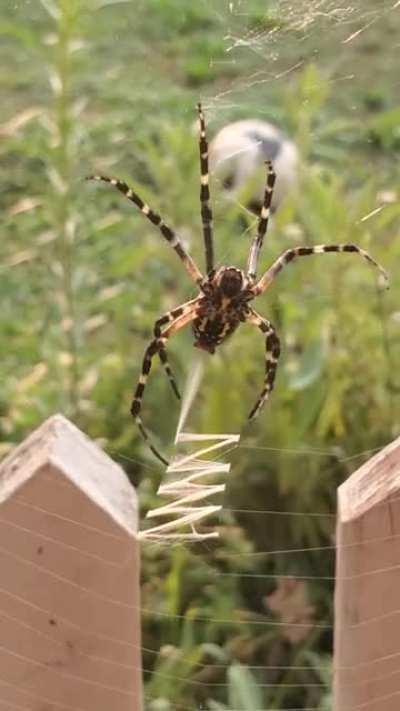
[192,267,251,354]
[88,103,388,465]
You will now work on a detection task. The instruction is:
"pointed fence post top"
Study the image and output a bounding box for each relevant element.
[0,414,143,709]
[334,435,400,711]
[0,413,139,536]
[338,435,400,523]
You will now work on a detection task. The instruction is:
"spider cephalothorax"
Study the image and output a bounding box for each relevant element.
[215,266,246,297]
[88,103,388,465]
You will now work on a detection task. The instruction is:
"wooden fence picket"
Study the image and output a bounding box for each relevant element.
[0,414,142,711]
[334,435,400,711]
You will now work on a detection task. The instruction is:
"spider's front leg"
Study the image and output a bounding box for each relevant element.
[87,175,204,287]
[252,243,389,296]
[131,304,198,465]
[246,161,276,281]
[245,308,281,420]
[197,102,214,274]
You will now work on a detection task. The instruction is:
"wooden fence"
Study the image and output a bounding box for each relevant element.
[0,414,399,710]
[334,435,400,711]
[0,414,142,711]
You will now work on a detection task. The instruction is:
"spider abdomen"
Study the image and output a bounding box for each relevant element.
[192,314,240,353]
[192,299,244,354]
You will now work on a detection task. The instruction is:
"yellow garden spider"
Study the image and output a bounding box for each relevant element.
[88,104,388,465]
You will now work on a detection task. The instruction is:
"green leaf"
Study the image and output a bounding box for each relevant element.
[39,0,60,20]
[288,340,325,391]
[0,21,43,51]
[227,664,264,711]
[93,0,132,8]
[368,106,400,149]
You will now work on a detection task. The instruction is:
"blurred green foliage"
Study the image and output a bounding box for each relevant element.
[1,0,399,708]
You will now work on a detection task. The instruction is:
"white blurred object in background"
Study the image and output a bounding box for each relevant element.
[209,119,298,214]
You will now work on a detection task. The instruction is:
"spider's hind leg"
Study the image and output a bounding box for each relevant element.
[131,303,198,465]
[131,337,169,465]
[154,309,182,400]
[153,300,198,400]
[158,347,180,400]
[246,308,281,420]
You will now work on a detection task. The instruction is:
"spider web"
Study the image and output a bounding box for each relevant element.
[135,2,399,709]
[2,1,398,710]
[205,0,399,116]
[182,0,399,330]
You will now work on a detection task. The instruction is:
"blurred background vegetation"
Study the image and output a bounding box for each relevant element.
[1,0,399,708]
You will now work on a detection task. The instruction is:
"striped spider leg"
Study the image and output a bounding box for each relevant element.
[246,160,276,281]
[252,243,389,297]
[197,102,214,274]
[245,308,281,420]
[86,175,204,286]
[243,159,389,292]
[86,175,205,458]
[153,298,200,401]
[131,301,199,465]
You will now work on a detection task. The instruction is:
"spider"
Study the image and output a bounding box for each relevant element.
[88,103,388,465]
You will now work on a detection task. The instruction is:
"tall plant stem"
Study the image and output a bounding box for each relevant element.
[53,0,80,416]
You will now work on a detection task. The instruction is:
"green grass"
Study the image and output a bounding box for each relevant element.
[1,1,399,708]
